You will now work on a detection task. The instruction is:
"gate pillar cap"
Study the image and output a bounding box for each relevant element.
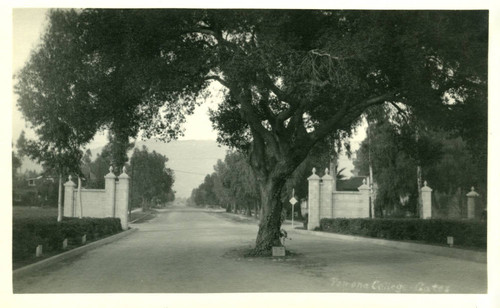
[421,181,433,192]
[308,168,320,180]
[64,175,76,186]
[322,168,333,180]
[119,166,130,179]
[105,166,116,179]
[466,186,479,197]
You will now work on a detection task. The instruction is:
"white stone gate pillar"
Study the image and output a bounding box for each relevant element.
[357,178,371,218]
[63,175,76,217]
[466,186,480,219]
[116,167,130,230]
[307,168,321,230]
[321,168,334,219]
[421,181,433,219]
[105,166,117,217]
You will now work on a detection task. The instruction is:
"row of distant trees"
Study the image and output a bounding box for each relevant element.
[353,107,486,219]
[14,134,175,210]
[188,146,347,219]
[80,143,176,209]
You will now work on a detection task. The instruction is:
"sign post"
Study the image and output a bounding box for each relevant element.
[289,188,298,228]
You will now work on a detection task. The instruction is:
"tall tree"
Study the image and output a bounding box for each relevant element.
[16,130,83,221]
[16,9,487,254]
[129,146,175,209]
[12,150,22,179]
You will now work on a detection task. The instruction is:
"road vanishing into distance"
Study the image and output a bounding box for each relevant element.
[13,202,486,293]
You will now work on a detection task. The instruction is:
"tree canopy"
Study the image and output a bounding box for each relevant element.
[15,9,488,254]
[130,146,175,209]
[354,115,486,218]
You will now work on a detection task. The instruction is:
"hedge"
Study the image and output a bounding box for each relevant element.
[319,218,487,249]
[13,217,122,262]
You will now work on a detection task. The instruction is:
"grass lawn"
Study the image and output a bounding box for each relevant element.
[13,206,58,220]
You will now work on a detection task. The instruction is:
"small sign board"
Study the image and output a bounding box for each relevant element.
[272,246,286,257]
[289,197,298,205]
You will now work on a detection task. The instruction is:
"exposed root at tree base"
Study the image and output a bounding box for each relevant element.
[245,247,297,258]
[222,246,298,260]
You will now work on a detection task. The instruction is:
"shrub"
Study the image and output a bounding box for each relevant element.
[319,218,486,249]
[13,217,122,262]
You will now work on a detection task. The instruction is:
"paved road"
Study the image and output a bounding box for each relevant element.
[13,204,487,293]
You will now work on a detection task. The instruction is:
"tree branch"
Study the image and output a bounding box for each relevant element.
[237,89,281,160]
[389,101,410,124]
[257,93,276,126]
[204,75,230,89]
[309,92,396,146]
[260,75,292,104]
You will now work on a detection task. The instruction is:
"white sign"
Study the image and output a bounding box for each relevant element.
[290,189,297,227]
[272,246,286,257]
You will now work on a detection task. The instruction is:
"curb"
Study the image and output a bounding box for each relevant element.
[13,228,139,279]
[291,228,486,264]
[130,213,153,224]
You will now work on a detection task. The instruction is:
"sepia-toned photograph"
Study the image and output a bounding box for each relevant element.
[5,2,499,307]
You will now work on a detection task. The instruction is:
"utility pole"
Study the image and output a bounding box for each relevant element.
[78,176,83,218]
[368,121,374,218]
[416,126,423,218]
[57,174,63,222]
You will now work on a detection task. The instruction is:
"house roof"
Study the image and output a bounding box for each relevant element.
[337,176,366,191]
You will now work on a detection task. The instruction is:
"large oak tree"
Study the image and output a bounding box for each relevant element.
[15,9,487,254]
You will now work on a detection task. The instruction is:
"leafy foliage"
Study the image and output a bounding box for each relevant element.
[191,152,259,214]
[354,112,486,218]
[12,151,22,177]
[190,146,341,218]
[320,218,486,249]
[13,216,122,262]
[130,146,175,209]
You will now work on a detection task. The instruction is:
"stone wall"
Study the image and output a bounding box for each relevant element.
[307,168,370,230]
[64,167,130,230]
[331,191,370,218]
[306,167,480,223]
[73,190,107,218]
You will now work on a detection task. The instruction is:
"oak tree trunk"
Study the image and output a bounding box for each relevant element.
[252,180,284,254]
[246,135,306,255]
